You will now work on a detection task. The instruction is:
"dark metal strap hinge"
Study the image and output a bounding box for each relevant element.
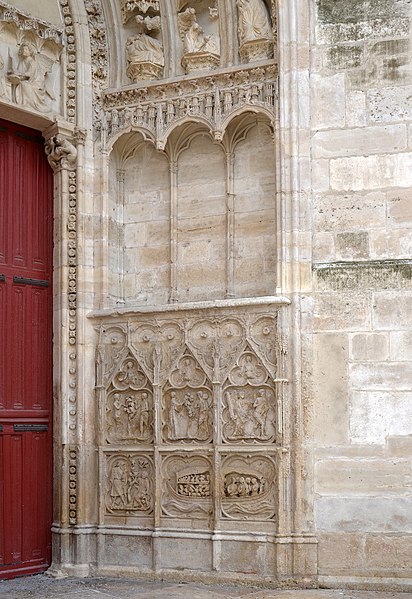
[13,276,49,287]
[13,424,49,432]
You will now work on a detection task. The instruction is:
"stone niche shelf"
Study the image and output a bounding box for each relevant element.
[87,295,318,583]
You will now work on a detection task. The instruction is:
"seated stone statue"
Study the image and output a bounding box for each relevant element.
[7,42,55,113]
[237,0,272,44]
[126,15,164,82]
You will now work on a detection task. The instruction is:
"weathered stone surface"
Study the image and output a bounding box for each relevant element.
[330,153,412,192]
[373,291,412,329]
[311,73,346,129]
[315,458,412,494]
[350,332,389,361]
[369,85,412,123]
[313,333,349,445]
[314,292,370,330]
[312,125,407,158]
[316,0,410,24]
[335,232,369,260]
[315,497,412,532]
[314,192,386,232]
[386,435,412,457]
[364,535,412,574]
[350,391,412,444]
[349,362,412,391]
[316,18,410,45]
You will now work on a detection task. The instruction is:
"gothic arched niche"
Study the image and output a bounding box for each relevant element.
[226,112,277,297]
[169,124,227,302]
[109,132,171,306]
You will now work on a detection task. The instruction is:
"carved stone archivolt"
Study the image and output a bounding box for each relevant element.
[95,301,288,527]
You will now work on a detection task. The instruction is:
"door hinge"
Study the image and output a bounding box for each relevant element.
[13,276,49,287]
[13,424,49,432]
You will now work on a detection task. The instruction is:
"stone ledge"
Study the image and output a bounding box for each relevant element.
[88,295,290,319]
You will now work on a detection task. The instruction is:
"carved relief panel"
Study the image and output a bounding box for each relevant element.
[222,349,278,444]
[96,302,288,530]
[163,352,213,443]
[221,453,277,520]
[0,4,63,114]
[105,355,154,444]
[105,453,154,515]
[161,453,213,520]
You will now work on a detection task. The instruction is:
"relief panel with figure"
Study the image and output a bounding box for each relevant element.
[105,355,154,444]
[162,352,213,444]
[222,349,278,443]
[161,454,213,520]
[105,454,154,515]
[221,453,277,521]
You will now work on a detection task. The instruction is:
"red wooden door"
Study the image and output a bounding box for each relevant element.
[0,119,53,578]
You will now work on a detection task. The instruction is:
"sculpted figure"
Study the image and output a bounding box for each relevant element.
[45,134,77,170]
[0,54,7,98]
[179,7,218,55]
[109,461,127,507]
[253,388,270,437]
[237,0,272,44]
[168,390,186,440]
[126,15,164,82]
[7,42,55,113]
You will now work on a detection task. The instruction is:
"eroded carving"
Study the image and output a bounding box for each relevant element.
[106,454,153,514]
[223,349,277,443]
[6,41,56,112]
[221,454,276,520]
[102,64,277,146]
[96,307,288,527]
[162,454,212,518]
[178,6,220,73]
[126,14,164,82]
[45,134,77,170]
[188,318,244,382]
[163,353,212,443]
[106,356,153,444]
[237,0,273,63]
[132,322,184,383]
[0,53,7,98]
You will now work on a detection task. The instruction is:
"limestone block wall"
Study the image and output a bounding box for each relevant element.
[311,0,412,586]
